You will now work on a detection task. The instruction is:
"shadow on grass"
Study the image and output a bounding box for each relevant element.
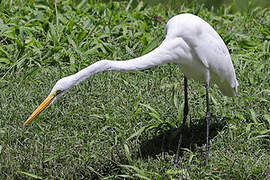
[139,116,227,158]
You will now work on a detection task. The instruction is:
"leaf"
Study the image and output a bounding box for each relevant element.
[44,153,61,163]
[125,0,133,11]
[37,123,44,132]
[0,58,10,64]
[24,68,40,80]
[49,23,58,45]
[263,114,270,125]
[77,0,87,9]
[239,40,257,49]
[188,152,195,164]
[249,109,257,124]
[140,104,164,122]
[67,35,80,54]
[173,84,179,109]
[134,107,142,116]
[87,166,104,178]
[166,168,190,179]
[246,123,254,132]
[136,1,144,11]
[211,95,217,106]
[121,165,151,180]
[124,144,132,164]
[148,171,162,179]
[100,125,110,133]
[251,134,270,140]
[259,129,270,135]
[16,39,24,49]
[141,37,162,55]
[116,174,133,178]
[0,47,9,57]
[127,125,146,141]
[259,89,270,95]
[140,104,160,116]
[149,112,163,122]
[134,173,152,180]
[177,102,184,124]
[19,171,42,179]
[166,169,182,175]
[34,4,51,10]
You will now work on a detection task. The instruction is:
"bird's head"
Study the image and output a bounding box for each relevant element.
[24,76,76,126]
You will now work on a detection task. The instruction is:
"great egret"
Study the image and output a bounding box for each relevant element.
[24,13,238,165]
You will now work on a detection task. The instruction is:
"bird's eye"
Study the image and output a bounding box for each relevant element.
[55,90,62,95]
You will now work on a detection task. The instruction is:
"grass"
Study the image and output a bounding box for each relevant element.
[1,0,270,179]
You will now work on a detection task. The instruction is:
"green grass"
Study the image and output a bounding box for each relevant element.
[1,0,270,179]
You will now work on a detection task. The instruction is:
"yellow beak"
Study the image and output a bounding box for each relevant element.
[24,92,57,126]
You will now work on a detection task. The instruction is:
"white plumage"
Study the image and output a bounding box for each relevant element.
[24,13,238,165]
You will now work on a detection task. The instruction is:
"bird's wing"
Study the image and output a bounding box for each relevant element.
[191,32,238,96]
[193,32,233,78]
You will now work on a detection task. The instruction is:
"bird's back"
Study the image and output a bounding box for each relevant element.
[165,14,238,96]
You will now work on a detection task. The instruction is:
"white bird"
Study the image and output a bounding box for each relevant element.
[24,13,238,165]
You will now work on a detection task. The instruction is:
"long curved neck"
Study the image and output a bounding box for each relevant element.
[73,39,177,85]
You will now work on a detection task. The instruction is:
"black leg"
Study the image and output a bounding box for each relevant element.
[183,77,189,125]
[205,82,210,165]
[174,76,189,166]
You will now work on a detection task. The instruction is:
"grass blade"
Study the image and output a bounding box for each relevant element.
[19,171,42,179]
